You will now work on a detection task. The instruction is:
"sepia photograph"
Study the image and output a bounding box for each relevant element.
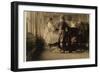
[25,11,89,61]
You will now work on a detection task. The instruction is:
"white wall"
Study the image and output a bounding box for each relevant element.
[0,0,99,73]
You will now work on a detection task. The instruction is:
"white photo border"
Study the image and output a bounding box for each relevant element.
[18,5,96,69]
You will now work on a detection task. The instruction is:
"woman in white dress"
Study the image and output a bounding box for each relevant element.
[43,18,58,46]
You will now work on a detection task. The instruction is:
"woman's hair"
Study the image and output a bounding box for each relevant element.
[48,17,53,21]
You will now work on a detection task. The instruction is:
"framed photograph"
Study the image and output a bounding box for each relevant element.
[11,1,97,71]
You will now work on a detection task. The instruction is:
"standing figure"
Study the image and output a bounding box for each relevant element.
[58,15,70,53]
[44,17,58,47]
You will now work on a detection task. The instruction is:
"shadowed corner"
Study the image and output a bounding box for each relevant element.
[26,32,46,61]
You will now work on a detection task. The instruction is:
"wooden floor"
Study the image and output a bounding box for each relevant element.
[40,47,89,60]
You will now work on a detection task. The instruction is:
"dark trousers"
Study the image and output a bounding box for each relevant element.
[58,31,68,51]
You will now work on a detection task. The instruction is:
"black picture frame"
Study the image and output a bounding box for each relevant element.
[11,1,98,72]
